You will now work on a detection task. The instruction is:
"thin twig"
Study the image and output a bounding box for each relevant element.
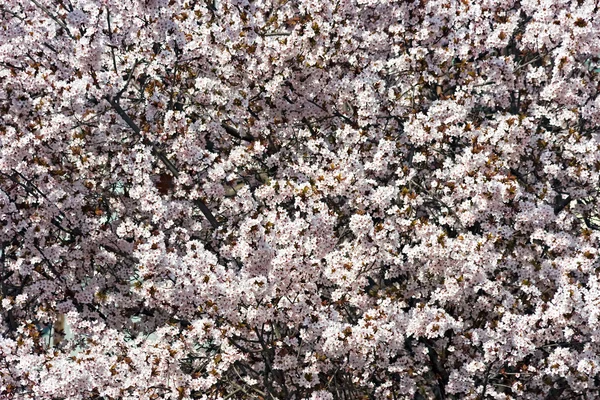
[115,59,140,101]
[262,32,291,37]
[410,179,465,231]
[104,96,219,228]
[29,0,74,39]
[106,9,118,73]
[479,359,497,400]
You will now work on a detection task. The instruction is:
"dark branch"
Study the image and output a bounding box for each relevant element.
[105,96,219,228]
[221,122,256,142]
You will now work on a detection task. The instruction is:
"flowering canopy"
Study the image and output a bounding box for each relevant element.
[1,0,600,399]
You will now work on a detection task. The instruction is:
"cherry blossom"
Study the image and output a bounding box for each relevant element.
[1,0,600,399]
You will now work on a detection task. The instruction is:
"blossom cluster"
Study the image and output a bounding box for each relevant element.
[1,0,600,399]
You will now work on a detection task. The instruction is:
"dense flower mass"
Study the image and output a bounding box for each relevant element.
[1,0,600,398]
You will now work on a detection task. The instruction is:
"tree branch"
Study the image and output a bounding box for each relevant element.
[221,122,256,142]
[29,0,74,39]
[105,96,219,228]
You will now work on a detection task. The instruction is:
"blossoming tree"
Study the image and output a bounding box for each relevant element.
[1,0,600,399]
